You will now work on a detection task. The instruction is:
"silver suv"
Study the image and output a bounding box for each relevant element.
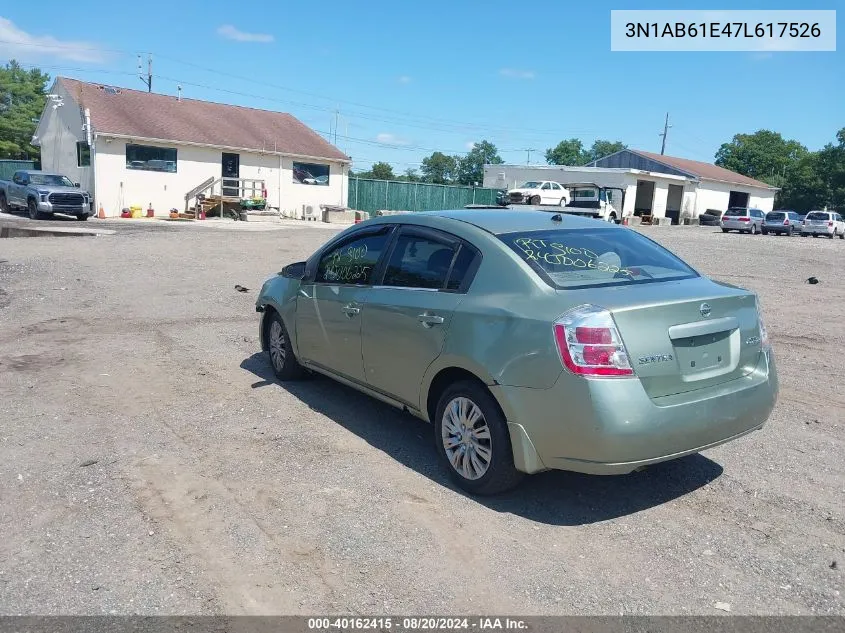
[721,207,765,234]
[801,211,845,239]
[762,210,802,236]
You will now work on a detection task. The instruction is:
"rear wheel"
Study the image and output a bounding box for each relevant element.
[813,234,819,238]
[840,230,844,240]
[434,380,523,495]
[266,312,305,380]
[828,232,835,239]
[0,193,8,214]
[761,228,768,235]
[788,226,794,236]
[607,212,617,223]
[751,224,758,235]
[721,228,729,233]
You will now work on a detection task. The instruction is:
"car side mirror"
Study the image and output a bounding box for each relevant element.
[281,261,306,280]
[74,182,80,188]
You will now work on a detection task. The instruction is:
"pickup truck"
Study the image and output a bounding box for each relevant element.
[562,182,627,223]
[0,170,93,220]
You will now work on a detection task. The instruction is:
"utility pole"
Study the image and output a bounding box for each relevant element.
[659,112,671,155]
[523,148,537,164]
[333,107,339,145]
[138,54,152,92]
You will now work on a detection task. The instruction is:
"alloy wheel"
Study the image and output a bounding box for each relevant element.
[441,397,492,480]
[269,319,287,370]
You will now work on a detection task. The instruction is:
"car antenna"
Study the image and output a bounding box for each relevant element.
[551,213,563,222]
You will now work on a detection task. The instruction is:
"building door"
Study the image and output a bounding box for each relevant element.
[221,153,240,197]
[666,184,684,224]
[634,180,655,216]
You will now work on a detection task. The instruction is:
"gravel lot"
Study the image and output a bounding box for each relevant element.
[1,219,843,615]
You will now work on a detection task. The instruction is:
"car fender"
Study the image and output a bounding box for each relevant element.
[418,353,499,422]
[256,275,302,355]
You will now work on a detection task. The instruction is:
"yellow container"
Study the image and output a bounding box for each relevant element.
[130,208,142,218]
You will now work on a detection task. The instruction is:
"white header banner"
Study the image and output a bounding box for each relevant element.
[611,10,836,51]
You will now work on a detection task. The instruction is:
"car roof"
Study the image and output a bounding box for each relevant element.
[408,209,620,235]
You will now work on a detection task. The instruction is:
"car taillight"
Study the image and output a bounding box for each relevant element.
[783,219,789,225]
[828,221,833,227]
[755,296,770,348]
[553,305,633,377]
[739,217,750,222]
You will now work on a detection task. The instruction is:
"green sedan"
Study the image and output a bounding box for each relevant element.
[256,210,778,495]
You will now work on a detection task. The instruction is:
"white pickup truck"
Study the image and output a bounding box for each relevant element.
[506,180,568,206]
[562,183,627,223]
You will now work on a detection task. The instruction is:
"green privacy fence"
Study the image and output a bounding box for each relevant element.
[0,160,37,181]
[348,178,502,216]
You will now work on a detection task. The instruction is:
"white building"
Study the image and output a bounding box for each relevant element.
[34,78,350,217]
[484,148,777,222]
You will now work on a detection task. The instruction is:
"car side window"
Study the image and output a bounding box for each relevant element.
[315,230,390,285]
[541,183,551,190]
[446,244,480,291]
[382,233,457,290]
[551,183,560,190]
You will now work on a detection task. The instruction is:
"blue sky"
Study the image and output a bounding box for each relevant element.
[1,1,841,171]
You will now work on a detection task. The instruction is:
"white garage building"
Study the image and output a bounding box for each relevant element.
[484,148,777,223]
[34,77,350,218]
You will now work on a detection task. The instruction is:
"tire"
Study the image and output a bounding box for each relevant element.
[788,227,794,236]
[607,212,617,223]
[813,234,818,238]
[0,193,8,214]
[721,228,729,233]
[27,198,45,220]
[559,197,567,207]
[751,224,758,235]
[75,214,89,221]
[529,195,541,206]
[761,228,768,235]
[266,311,306,380]
[839,231,844,240]
[434,380,523,495]
[828,232,835,239]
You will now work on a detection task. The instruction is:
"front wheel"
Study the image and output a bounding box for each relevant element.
[828,232,835,239]
[434,380,523,495]
[28,198,43,220]
[839,231,844,240]
[266,312,306,380]
[721,228,729,233]
[761,228,768,235]
[813,234,819,238]
[559,197,567,207]
[0,193,8,214]
[75,214,89,221]
[529,195,541,206]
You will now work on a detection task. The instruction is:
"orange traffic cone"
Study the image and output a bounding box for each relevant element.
[97,203,106,219]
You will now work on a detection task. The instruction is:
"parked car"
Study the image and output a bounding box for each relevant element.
[0,170,93,220]
[801,210,845,239]
[507,181,568,206]
[720,207,765,234]
[762,210,803,236]
[256,210,778,495]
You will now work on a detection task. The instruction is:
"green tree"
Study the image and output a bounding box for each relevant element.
[0,61,50,159]
[399,168,421,182]
[420,151,458,184]
[777,153,825,212]
[584,140,627,164]
[814,128,845,210]
[545,139,585,165]
[456,140,502,185]
[714,130,807,184]
[370,161,395,180]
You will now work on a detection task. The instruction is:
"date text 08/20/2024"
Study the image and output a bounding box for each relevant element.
[307,617,528,631]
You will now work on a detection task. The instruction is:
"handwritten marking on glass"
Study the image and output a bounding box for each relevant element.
[512,237,634,277]
[324,243,372,282]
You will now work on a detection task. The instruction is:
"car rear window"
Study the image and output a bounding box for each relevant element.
[806,212,828,221]
[766,212,785,221]
[498,228,698,290]
[724,209,746,217]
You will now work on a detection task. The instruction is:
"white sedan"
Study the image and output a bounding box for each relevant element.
[507,181,568,206]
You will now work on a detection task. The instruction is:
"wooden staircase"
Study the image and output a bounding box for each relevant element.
[184,177,266,218]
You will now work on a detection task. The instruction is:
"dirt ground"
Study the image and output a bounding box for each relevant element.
[1,218,843,615]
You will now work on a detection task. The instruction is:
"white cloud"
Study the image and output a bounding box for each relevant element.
[465,141,476,150]
[376,133,410,146]
[0,17,105,63]
[216,24,274,43]
[499,67,535,80]
[398,75,411,84]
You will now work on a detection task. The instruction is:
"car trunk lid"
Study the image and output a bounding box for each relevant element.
[563,277,763,398]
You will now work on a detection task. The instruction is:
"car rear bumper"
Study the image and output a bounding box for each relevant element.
[492,347,778,475]
[721,221,752,230]
[801,225,834,235]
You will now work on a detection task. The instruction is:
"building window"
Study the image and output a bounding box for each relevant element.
[293,162,329,186]
[77,142,91,167]
[126,144,177,172]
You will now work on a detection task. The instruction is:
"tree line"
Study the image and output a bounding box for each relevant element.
[2,61,842,212]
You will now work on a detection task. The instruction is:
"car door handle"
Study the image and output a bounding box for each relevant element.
[341,304,360,317]
[418,313,445,327]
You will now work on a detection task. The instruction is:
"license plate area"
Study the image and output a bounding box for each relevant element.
[673,330,734,378]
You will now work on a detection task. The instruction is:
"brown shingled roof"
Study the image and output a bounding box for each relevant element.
[58,77,349,162]
[632,149,774,189]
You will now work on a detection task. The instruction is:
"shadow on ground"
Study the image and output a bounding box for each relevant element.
[241,352,723,526]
